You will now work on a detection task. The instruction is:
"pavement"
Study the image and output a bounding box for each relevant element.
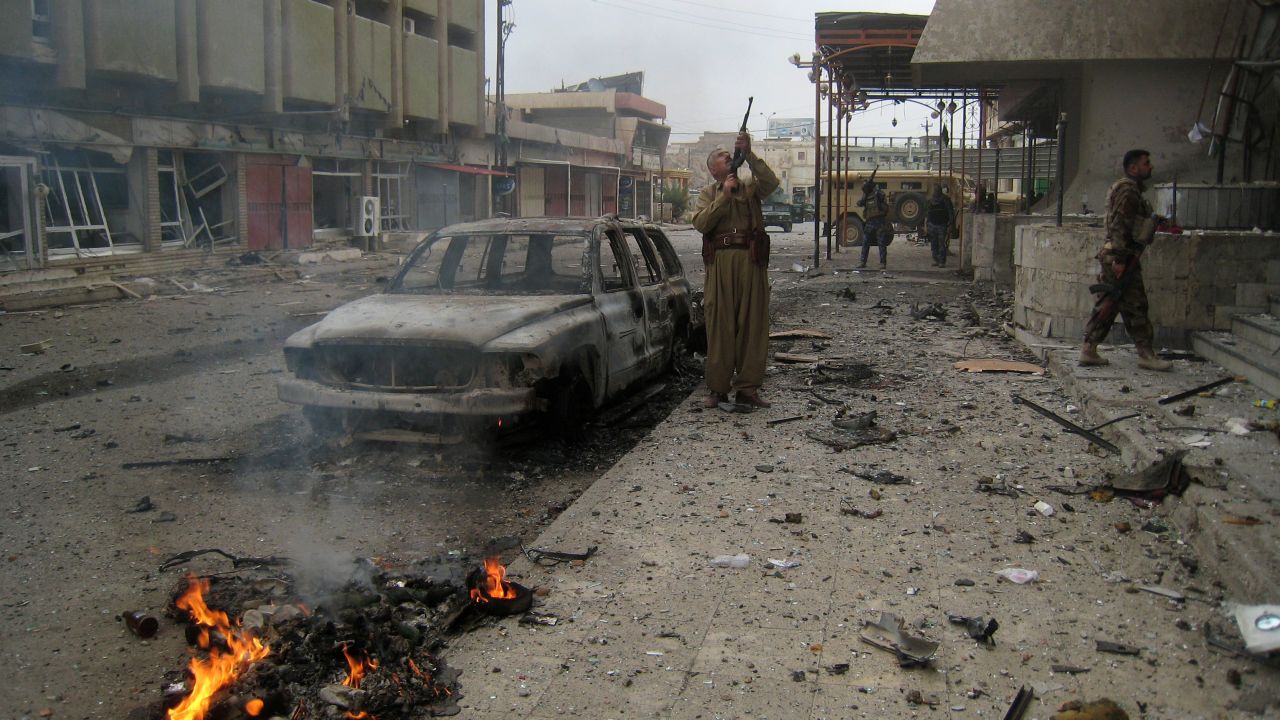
[444,236,1280,719]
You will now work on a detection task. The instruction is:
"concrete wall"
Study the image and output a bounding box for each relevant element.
[447,46,479,127]
[87,0,178,81]
[197,0,265,94]
[1063,60,1232,219]
[282,0,335,105]
[1014,224,1278,348]
[404,34,441,120]
[971,213,1097,290]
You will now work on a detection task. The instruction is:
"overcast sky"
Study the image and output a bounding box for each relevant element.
[488,0,938,143]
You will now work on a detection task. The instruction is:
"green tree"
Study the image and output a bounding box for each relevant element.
[660,184,691,220]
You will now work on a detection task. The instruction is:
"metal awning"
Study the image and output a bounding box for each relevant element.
[815,13,946,98]
[422,162,513,177]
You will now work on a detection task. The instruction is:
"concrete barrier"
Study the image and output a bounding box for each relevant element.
[1013,224,1278,348]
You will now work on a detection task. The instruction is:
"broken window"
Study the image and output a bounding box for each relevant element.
[312,158,360,231]
[598,230,631,292]
[0,157,37,272]
[40,149,139,258]
[156,150,233,249]
[391,233,589,295]
[31,0,51,43]
[375,161,409,231]
[621,229,662,285]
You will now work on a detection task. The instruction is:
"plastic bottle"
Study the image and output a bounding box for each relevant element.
[709,554,750,569]
[1254,399,1278,410]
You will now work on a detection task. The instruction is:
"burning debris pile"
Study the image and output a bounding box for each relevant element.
[134,554,532,720]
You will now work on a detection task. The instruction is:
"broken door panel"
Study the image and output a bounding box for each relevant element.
[0,156,37,271]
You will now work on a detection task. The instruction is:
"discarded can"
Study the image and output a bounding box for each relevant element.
[1254,399,1278,410]
[122,610,159,638]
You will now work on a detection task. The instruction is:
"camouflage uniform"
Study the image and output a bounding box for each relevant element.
[689,155,780,397]
[1083,176,1155,346]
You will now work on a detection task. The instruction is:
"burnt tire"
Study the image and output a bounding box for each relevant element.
[894,192,927,229]
[842,215,864,247]
[546,373,593,440]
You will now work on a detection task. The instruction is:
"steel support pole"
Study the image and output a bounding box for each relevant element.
[812,67,821,269]
[1055,113,1067,226]
[825,72,834,260]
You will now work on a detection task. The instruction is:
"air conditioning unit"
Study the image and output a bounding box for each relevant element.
[403,17,415,34]
[353,196,380,237]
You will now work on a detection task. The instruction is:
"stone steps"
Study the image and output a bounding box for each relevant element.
[1191,329,1280,398]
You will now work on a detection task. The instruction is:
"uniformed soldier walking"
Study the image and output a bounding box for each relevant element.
[689,132,779,408]
[1079,149,1173,371]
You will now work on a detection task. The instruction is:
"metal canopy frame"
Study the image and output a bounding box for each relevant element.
[802,12,1007,267]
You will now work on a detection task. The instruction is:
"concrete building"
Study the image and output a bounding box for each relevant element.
[912,0,1280,393]
[0,0,489,279]
[502,71,670,218]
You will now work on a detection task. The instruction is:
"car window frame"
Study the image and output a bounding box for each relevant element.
[642,226,683,279]
[595,225,639,294]
[620,226,665,287]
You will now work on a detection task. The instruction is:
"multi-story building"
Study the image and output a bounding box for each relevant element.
[1,0,487,275]
[501,72,670,218]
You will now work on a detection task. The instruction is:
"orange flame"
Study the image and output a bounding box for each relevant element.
[470,557,517,603]
[244,698,265,716]
[341,643,379,689]
[167,576,271,720]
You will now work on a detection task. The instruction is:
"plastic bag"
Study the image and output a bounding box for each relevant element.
[994,567,1039,584]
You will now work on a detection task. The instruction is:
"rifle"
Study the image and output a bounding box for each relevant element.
[1088,254,1139,327]
[862,165,879,194]
[729,97,754,176]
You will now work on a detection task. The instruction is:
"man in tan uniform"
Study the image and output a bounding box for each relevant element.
[689,132,779,408]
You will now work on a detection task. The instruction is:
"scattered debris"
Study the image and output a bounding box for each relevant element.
[769,328,832,340]
[126,496,155,513]
[948,613,999,644]
[1137,585,1185,602]
[766,415,805,426]
[994,568,1039,584]
[1223,515,1265,526]
[860,612,940,666]
[1003,685,1035,720]
[1012,395,1121,454]
[1095,640,1141,656]
[18,338,52,354]
[1014,529,1036,544]
[709,554,751,569]
[1233,605,1280,653]
[1110,450,1190,499]
[910,303,948,321]
[840,503,883,519]
[122,456,235,469]
[1051,664,1090,674]
[159,548,290,572]
[774,352,820,363]
[835,287,857,301]
[1157,376,1235,405]
[843,467,908,485]
[1174,404,1196,417]
[954,359,1045,374]
[523,545,597,566]
[869,298,893,311]
[906,689,940,706]
[1051,699,1130,720]
[767,559,802,570]
[808,360,875,385]
[1034,501,1055,517]
[825,663,850,675]
[121,610,159,638]
[784,512,803,524]
[955,578,976,587]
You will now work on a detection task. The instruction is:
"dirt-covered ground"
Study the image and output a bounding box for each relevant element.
[2,228,1274,719]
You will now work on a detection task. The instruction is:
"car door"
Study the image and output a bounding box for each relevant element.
[621,227,672,372]
[594,226,647,395]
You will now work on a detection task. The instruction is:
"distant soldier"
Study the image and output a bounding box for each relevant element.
[1079,149,1172,371]
[857,179,890,270]
[925,186,954,267]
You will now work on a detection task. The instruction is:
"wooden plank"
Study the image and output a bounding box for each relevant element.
[770,329,833,340]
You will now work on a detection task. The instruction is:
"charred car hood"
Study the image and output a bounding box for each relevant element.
[305,293,592,347]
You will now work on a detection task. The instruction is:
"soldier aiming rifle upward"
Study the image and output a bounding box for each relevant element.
[856,166,891,270]
[688,98,779,410]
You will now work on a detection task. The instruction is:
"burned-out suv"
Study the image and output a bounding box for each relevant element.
[278,216,701,442]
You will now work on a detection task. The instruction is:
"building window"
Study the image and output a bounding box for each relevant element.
[31,0,51,42]
[797,151,806,162]
[374,161,409,231]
